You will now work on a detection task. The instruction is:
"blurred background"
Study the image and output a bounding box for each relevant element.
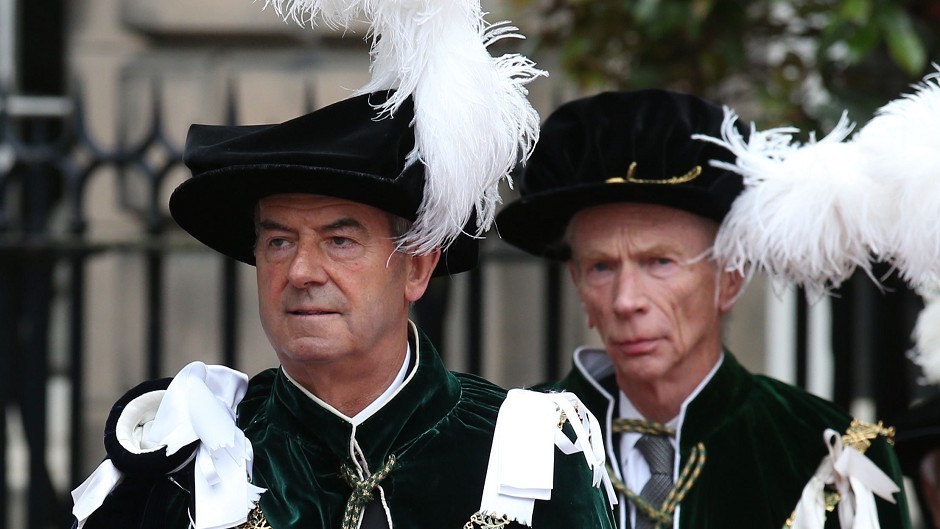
[1,0,938,527]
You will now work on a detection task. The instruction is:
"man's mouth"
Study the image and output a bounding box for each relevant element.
[617,338,658,355]
[288,309,336,316]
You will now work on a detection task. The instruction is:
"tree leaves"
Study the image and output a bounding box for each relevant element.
[508,0,936,127]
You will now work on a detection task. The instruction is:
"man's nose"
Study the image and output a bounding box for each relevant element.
[612,268,649,316]
[287,243,328,288]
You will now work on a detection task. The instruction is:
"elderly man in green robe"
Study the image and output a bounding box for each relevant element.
[496,90,911,529]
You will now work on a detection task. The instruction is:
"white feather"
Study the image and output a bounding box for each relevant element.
[913,291,940,384]
[262,0,368,29]
[856,64,940,290]
[262,0,546,254]
[694,109,886,298]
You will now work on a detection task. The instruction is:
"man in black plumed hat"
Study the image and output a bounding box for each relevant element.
[497,90,911,529]
[68,92,616,529]
[895,393,940,529]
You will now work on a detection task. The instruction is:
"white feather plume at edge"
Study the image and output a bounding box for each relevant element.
[912,289,940,384]
[694,109,888,299]
[855,64,940,291]
[263,0,546,254]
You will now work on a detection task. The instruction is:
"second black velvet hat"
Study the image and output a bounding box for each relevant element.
[496,89,746,259]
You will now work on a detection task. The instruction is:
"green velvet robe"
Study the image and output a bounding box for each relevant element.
[551,348,912,529]
[78,328,615,529]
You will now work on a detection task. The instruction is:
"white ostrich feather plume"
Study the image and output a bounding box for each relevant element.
[263,0,367,29]
[856,64,940,290]
[263,0,546,254]
[913,290,940,384]
[694,109,886,298]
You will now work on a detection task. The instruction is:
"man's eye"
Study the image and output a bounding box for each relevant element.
[330,236,354,248]
[647,256,679,275]
[269,238,290,249]
[590,262,611,273]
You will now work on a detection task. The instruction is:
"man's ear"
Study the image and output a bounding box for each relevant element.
[717,269,745,313]
[404,249,441,303]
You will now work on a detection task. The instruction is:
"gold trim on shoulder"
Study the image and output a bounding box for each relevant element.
[782,418,896,528]
[464,511,511,529]
[556,401,581,429]
[784,492,840,527]
[236,505,272,529]
[605,162,702,185]
[843,418,896,451]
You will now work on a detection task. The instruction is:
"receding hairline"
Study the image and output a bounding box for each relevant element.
[561,202,720,261]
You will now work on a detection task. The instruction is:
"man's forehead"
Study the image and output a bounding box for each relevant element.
[575,202,714,229]
[256,193,395,235]
[567,202,718,250]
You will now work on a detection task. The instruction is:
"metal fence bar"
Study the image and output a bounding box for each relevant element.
[0,255,11,529]
[67,252,86,490]
[222,257,240,368]
[221,90,241,369]
[544,261,562,382]
[466,265,483,375]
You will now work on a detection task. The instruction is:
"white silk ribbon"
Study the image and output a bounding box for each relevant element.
[71,459,123,527]
[71,361,265,529]
[478,389,616,526]
[789,428,899,529]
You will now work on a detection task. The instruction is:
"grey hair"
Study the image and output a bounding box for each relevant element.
[387,213,412,240]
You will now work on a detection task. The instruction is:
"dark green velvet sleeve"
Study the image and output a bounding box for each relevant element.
[678,370,912,529]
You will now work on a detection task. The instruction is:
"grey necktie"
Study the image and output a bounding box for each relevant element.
[635,434,674,529]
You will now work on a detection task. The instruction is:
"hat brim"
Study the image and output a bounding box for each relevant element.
[496,182,729,259]
[169,165,477,276]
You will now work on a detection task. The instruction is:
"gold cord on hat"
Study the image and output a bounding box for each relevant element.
[606,162,702,185]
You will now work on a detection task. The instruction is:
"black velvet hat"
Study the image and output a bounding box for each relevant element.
[170,91,476,276]
[496,89,746,259]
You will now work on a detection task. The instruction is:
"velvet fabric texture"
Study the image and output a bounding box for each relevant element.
[171,91,477,277]
[495,90,746,259]
[75,327,616,529]
[549,350,912,529]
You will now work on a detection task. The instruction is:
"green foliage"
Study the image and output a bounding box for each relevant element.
[510,0,938,128]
